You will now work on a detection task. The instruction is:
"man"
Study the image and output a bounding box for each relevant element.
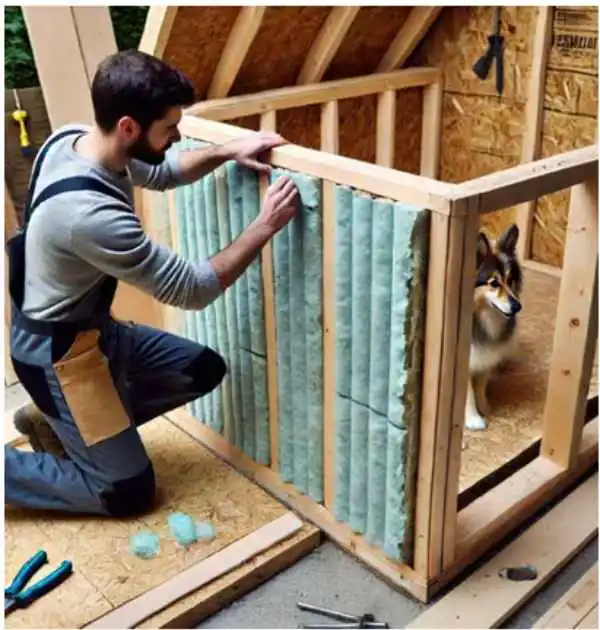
[6,50,299,517]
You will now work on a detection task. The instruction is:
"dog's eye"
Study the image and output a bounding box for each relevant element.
[489,278,500,288]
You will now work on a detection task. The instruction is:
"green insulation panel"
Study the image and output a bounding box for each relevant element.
[173,137,270,465]
[332,185,429,564]
[270,168,324,503]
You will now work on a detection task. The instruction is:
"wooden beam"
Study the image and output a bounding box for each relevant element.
[259,110,280,473]
[378,7,443,72]
[442,200,480,570]
[137,6,178,57]
[420,79,443,178]
[376,90,396,168]
[409,473,598,629]
[179,117,456,214]
[515,7,554,261]
[187,67,442,121]
[22,6,95,129]
[86,512,304,628]
[71,6,117,83]
[541,177,599,469]
[533,563,598,628]
[454,144,599,215]
[166,408,429,602]
[320,100,339,511]
[206,7,266,99]
[5,187,19,388]
[297,7,359,84]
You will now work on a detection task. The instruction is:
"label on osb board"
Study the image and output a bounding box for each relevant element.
[549,6,598,74]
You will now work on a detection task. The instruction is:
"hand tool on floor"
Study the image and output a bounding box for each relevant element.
[5,549,73,615]
[296,601,390,629]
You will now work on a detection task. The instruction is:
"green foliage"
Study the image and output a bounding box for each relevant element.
[4,6,150,90]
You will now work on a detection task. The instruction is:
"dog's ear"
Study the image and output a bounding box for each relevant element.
[477,232,492,267]
[497,224,519,254]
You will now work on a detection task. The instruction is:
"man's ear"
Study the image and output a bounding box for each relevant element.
[477,231,492,267]
[116,116,141,142]
[497,223,519,254]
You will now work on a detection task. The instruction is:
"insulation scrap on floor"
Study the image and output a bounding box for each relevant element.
[4,416,288,629]
[460,267,599,491]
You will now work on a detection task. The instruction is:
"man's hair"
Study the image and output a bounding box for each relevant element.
[91,50,196,132]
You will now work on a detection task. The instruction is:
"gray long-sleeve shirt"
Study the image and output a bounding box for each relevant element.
[21,124,223,322]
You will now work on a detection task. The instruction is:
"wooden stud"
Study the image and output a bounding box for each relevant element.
[376,90,396,168]
[22,6,95,129]
[206,7,266,99]
[71,6,117,83]
[320,101,339,511]
[413,212,450,578]
[166,408,429,603]
[377,7,442,72]
[455,145,598,216]
[521,258,562,279]
[259,110,280,472]
[5,187,19,388]
[179,117,456,214]
[515,6,554,261]
[186,67,442,121]
[420,79,443,178]
[137,6,178,57]
[541,177,599,469]
[442,200,480,570]
[297,7,360,84]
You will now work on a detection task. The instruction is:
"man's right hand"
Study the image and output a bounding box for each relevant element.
[254,176,299,236]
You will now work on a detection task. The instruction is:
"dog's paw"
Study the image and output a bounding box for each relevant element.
[466,413,488,431]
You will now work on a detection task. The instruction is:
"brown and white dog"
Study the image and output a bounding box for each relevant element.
[465,224,523,431]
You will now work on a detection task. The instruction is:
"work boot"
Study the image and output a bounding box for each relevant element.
[13,402,68,459]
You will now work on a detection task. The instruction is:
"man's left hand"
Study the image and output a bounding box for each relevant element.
[225,132,287,174]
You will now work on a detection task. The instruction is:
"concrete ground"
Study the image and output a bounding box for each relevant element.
[6,383,597,629]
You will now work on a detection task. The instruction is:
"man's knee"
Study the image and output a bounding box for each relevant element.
[99,463,156,517]
[184,347,227,396]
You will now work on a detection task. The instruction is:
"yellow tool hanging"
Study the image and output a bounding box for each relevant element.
[11,89,33,157]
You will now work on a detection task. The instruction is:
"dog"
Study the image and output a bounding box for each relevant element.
[465,223,523,431]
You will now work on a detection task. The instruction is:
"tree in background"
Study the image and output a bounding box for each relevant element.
[5,6,149,89]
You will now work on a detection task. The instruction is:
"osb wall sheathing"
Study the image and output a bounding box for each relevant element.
[5,417,288,629]
[5,87,52,226]
[411,6,598,267]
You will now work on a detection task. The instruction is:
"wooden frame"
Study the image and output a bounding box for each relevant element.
[163,66,598,602]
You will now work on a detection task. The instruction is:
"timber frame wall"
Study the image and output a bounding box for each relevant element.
[157,68,599,602]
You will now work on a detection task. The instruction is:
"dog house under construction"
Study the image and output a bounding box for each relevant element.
[7,5,598,610]
[130,6,599,601]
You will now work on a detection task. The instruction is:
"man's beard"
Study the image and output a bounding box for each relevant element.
[127,134,170,165]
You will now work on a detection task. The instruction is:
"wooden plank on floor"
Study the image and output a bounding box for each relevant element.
[407,473,598,629]
[534,564,598,629]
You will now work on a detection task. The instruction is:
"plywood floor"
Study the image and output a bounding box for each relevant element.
[459,267,598,491]
[5,416,291,629]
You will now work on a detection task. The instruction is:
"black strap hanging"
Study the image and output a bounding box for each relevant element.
[472,6,505,96]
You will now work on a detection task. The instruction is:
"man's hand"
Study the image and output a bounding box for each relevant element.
[252,176,299,236]
[224,131,287,174]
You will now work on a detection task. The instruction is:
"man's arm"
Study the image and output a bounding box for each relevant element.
[69,176,299,309]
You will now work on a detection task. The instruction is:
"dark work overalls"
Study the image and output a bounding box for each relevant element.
[5,128,226,516]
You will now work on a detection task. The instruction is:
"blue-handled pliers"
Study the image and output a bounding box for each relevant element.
[5,550,73,615]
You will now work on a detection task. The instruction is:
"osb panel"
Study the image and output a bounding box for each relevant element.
[338,95,377,164]
[5,417,287,629]
[394,87,423,175]
[548,6,598,75]
[531,6,598,267]
[163,6,240,100]
[230,6,331,95]
[439,92,525,236]
[411,6,537,102]
[460,267,598,491]
[324,6,413,81]
[4,87,52,225]
[532,111,597,268]
[278,105,321,153]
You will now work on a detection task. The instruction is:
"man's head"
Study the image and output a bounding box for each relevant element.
[91,50,196,165]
